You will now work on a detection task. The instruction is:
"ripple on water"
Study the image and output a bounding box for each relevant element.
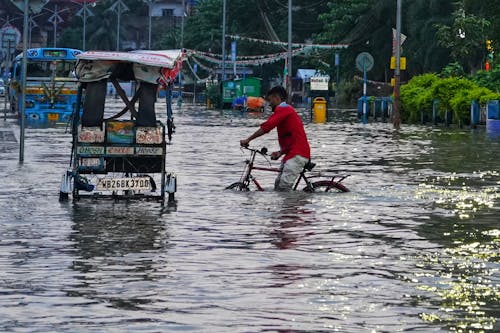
[0,102,498,332]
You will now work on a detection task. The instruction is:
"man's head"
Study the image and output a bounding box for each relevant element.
[266,86,287,109]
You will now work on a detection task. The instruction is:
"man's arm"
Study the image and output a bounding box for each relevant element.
[240,128,265,147]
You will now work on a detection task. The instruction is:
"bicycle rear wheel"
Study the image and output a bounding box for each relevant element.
[225,182,250,191]
[304,180,349,193]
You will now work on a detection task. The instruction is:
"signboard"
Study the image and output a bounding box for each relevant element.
[78,126,105,143]
[392,28,407,55]
[135,147,163,155]
[310,76,330,91]
[77,146,105,155]
[106,146,135,155]
[136,126,163,144]
[390,56,407,70]
[355,52,374,72]
[1,25,21,55]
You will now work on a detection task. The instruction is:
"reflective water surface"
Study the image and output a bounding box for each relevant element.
[0,101,498,332]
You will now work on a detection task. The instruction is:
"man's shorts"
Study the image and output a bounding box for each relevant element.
[274,155,309,191]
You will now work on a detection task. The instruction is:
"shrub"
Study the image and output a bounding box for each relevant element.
[400,73,439,122]
[400,73,500,124]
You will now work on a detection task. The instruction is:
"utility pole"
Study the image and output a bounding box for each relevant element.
[287,0,292,99]
[178,0,185,105]
[180,0,185,48]
[393,0,402,129]
[221,0,227,83]
[142,0,154,49]
[19,0,28,163]
[3,39,12,121]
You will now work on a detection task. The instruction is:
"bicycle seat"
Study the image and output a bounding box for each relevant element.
[304,161,316,171]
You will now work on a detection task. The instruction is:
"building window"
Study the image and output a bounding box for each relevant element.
[162,9,174,17]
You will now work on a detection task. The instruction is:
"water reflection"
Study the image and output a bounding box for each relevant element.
[67,202,170,311]
[269,194,314,250]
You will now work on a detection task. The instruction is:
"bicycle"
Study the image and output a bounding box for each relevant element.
[226,146,350,193]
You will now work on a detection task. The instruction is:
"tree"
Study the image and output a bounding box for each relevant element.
[435,5,490,72]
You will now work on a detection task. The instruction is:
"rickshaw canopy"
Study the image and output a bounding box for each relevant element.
[75,49,185,85]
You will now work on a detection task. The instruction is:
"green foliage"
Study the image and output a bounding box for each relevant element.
[430,77,475,112]
[400,74,439,122]
[440,62,465,78]
[336,79,362,106]
[471,65,500,92]
[435,7,490,72]
[401,73,500,124]
[206,84,221,107]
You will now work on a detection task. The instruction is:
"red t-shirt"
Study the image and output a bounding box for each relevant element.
[260,103,311,162]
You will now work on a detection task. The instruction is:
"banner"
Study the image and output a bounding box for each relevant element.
[392,28,407,55]
[228,34,349,50]
[231,41,236,62]
[191,47,308,66]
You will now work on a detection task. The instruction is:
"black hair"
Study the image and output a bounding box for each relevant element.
[266,86,287,101]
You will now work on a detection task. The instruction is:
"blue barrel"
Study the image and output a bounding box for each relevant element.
[486,118,500,137]
[357,96,370,120]
[487,100,499,120]
[470,100,480,126]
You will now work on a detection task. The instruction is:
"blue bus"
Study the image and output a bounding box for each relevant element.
[10,48,82,124]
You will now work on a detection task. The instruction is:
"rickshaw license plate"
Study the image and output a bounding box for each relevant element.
[47,113,59,121]
[96,177,151,191]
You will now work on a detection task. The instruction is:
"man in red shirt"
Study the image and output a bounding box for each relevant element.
[240,86,311,191]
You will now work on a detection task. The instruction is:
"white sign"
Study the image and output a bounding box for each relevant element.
[392,28,408,55]
[1,25,21,54]
[96,177,151,191]
[310,76,330,91]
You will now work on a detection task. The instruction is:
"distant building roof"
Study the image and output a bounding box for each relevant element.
[297,69,318,80]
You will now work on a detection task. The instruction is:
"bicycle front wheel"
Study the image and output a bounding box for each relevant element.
[225,182,250,191]
[304,180,349,193]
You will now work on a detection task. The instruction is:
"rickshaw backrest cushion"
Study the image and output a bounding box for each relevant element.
[82,80,107,127]
[137,82,157,127]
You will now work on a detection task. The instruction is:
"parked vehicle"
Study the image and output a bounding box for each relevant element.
[9,48,82,123]
[59,49,185,204]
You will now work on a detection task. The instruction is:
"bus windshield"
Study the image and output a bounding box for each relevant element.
[26,60,76,78]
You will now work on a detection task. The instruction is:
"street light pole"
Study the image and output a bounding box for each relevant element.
[53,4,57,47]
[109,0,129,51]
[83,0,87,50]
[116,4,121,50]
[393,0,402,129]
[142,0,153,49]
[180,0,185,48]
[221,0,227,83]
[287,0,292,99]
[19,0,29,163]
[148,1,152,48]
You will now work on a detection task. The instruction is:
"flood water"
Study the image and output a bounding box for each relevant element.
[0,100,498,332]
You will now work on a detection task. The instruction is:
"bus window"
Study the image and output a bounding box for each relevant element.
[26,60,76,78]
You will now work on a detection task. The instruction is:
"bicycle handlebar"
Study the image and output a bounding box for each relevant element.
[242,146,268,155]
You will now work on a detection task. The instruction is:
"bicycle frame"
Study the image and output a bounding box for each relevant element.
[238,148,312,191]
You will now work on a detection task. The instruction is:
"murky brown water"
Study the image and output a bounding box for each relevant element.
[0,99,498,332]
